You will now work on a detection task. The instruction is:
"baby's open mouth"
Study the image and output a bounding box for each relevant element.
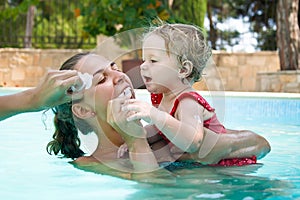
[143,76,152,83]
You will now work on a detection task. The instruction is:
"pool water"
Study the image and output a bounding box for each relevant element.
[0,88,299,200]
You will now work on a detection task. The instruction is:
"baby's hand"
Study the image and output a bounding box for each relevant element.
[117,143,129,158]
[121,99,156,124]
[107,98,146,140]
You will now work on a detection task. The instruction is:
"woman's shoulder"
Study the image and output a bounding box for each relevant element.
[71,156,99,166]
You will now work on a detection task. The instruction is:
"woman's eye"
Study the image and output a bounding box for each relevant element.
[150,59,157,63]
[98,76,106,84]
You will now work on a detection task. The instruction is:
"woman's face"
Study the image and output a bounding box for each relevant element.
[74,54,134,121]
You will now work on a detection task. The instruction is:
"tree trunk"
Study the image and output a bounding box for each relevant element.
[24,5,35,48]
[207,2,217,50]
[276,0,300,70]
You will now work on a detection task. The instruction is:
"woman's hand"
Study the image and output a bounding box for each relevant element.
[0,70,83,121]
[107,98,146,141]
[30,69,83,111]
[107,98,159,172]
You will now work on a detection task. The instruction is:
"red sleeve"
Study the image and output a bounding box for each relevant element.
[151,93,163,108]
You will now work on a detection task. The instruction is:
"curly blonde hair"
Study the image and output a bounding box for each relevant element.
[144,22,212,83]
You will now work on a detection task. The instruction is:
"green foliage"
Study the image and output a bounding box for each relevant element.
[0,0,96,49]
[79,0,174,37]
[0,0,39,48]
[33,1,94,48]
[0,0,38,20]
[171,0,207,28]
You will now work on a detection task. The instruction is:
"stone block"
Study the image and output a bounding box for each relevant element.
[11,67,25,81]
[239,65,253,78]
[39,54,53,68]
[237,54,247,65]
[283,83,300,93]
[279,74,297,83]
[219,54,238,68]
[241,77,256,91]
[226,77,241,91]
[193,81,208,91]
[32,53,41,67]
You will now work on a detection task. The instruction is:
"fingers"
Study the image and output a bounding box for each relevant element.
[126,112,141,122]
[121,99,142,112]
[121,104,140,112]
[120,99,152,122]
[121,103,141,121]
[70,91,84,101]
[107,99,128,124]
[46,70,82,90]
[47,70,85,101]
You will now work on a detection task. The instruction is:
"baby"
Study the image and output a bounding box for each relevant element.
[119,22,270,166]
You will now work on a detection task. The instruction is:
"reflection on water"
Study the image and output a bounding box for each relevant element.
[72,161,295,200]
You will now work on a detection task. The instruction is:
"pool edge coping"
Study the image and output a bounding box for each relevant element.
[134,89,300,99]
[1,87,300,99]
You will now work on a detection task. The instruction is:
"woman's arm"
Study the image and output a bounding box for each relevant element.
[0,70,81,121]
[193,128,271,164]
[107,99,159,172]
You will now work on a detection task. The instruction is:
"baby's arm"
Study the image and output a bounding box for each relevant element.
[123,98,205,153]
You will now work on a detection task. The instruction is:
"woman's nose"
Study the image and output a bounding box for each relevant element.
[113,71,125,85]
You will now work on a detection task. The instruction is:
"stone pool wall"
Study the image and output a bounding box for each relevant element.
[0,48,299,93]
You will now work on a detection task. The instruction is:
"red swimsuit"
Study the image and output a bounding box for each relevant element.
[151,92,257,167]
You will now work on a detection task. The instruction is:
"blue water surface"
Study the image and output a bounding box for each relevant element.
[0,89,299,200]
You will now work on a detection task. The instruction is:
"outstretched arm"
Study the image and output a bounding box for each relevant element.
[0,70,82,121]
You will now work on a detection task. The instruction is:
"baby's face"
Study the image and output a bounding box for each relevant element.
[141,33,182,93]
[75,54,134,121]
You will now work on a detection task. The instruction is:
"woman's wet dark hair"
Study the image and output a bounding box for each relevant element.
[46,52,92,159]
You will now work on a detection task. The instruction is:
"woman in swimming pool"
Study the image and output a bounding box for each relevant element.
[46,52,161,177]
[47,51,269,179]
